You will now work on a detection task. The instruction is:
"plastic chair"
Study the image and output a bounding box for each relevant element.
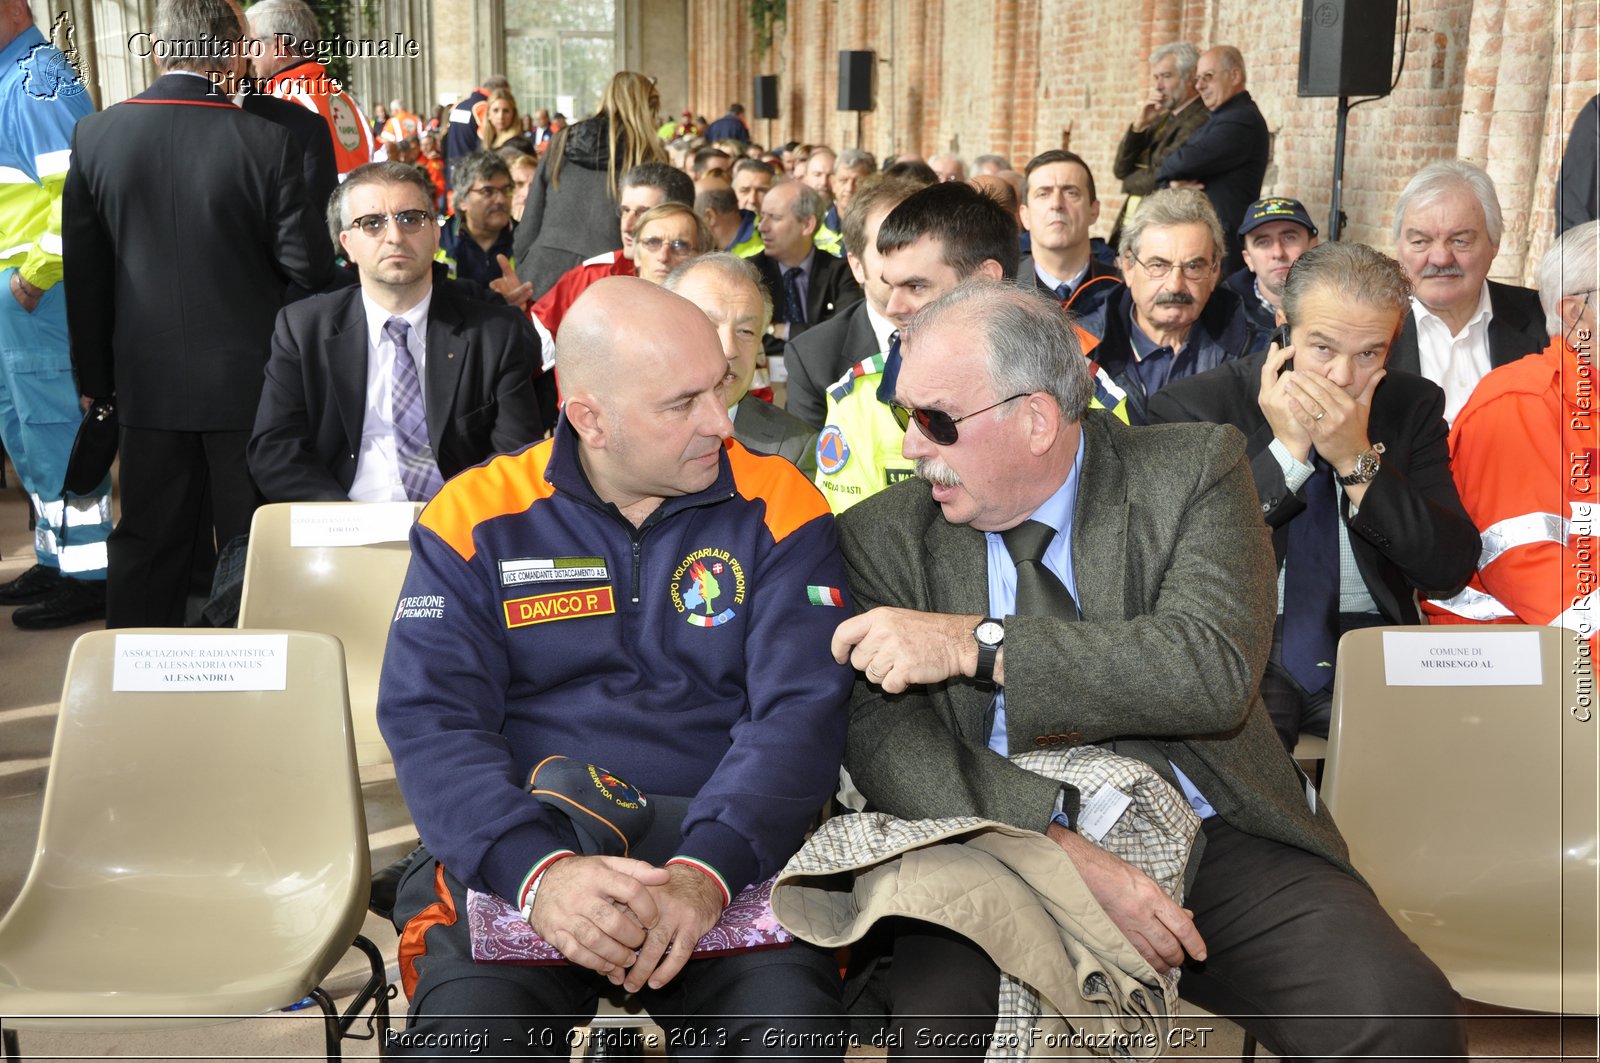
[1321,624,1598,1016]
[0,629,391,1059]
[238,502,421,766]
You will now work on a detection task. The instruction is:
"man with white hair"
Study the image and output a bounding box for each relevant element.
[1388,159,1547,421]
[248,0,375,176]
[1110,41,1209,249]
[665,253,818,475]
[832,276,1467,1060]
[1423,219,1599,642]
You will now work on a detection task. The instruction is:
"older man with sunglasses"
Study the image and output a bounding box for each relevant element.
[249,161,544,503]
[828,277,1467,1060]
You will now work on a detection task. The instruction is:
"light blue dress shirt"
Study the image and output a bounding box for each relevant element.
[983,433,1215,823]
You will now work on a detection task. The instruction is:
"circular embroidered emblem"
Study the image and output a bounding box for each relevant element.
[670,547,746,627]
[816,425,850,476]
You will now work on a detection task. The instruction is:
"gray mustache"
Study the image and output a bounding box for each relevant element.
[1153,291,1196,306]
[1419,264,1465,279]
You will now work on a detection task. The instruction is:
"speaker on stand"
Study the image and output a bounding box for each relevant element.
[1298,0,1399,240]
[838,50,875,149]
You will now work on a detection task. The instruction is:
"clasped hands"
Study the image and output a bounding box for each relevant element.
[528,857,724,992]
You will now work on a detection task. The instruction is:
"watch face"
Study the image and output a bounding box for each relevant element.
[975,620,1004,645]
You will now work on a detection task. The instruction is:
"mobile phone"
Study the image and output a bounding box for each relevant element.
[1270,324,1294,375]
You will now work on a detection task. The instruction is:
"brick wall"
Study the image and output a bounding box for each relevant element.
[686,0,1595,285]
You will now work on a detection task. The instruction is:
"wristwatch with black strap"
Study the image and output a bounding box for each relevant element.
[973,617,1004,685]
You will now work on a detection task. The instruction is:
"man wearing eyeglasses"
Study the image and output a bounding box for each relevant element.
[628,203,708,287]
[436,150,517,290]
[1074,188,1252,425]
[829,277,1467,1061]
[249,162,543,504]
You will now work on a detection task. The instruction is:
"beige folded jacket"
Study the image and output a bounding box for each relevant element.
[772,746,1199,1061]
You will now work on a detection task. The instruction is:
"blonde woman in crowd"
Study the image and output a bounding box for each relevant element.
[513,70,669,299]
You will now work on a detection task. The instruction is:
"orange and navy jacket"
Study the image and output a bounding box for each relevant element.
[1422,337,1599,642]
[377,417,854,911]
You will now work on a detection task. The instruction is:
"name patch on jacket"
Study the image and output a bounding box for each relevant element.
[499,556,610,587]
[504,587,616,628]
[670,548,745,628]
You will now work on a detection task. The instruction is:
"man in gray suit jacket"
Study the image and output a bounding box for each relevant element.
[665,253,818,476]
[829,279,1465,1059]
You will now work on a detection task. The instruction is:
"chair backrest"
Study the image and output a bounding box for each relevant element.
[238,502,421,766]
[11,629,368,1002]
[1323,625,1598,1015]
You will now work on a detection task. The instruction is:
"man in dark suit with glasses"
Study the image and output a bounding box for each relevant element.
[249,162,542,504]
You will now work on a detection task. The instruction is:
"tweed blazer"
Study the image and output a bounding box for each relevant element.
[836,411,1353,875]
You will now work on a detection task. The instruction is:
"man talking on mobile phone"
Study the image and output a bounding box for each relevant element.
[1149,240,1479,751]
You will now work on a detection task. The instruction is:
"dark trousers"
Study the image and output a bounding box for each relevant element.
[393,856,849,1060]
[1261,613,1389,751]
[107,427,260,628]
[877,821,1466,1062]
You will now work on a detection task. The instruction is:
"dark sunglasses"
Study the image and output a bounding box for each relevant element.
[348,209,434,236]
[890,393,1031,445]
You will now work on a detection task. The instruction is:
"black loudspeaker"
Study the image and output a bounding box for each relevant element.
[1298,0,1399,97]
[752,75,779,120]
[838,50,875,111]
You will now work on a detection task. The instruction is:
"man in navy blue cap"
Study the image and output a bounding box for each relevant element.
[1223,196,1319,353]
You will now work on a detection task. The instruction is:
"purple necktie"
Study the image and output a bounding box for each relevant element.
[383,317,445,501]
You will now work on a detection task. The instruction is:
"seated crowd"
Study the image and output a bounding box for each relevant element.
[6,1,1597,1059]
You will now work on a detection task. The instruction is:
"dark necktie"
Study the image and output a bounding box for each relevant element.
[383,317,446,502]
[783,266,807,326]
[1002,520,1079,621]
[874,330,902,405]
[1282,456,1340,692]
[1054,281,1072,302]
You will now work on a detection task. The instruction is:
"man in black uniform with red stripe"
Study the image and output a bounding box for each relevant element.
[64,0,328,626]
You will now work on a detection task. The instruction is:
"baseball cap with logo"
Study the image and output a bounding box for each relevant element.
[1238,197,1318,239]
[527,756,688,865]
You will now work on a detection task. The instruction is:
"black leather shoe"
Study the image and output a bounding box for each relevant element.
[0,564,63,605]
[12,578,106,630]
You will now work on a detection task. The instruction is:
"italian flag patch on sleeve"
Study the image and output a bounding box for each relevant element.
[807,585,845,607]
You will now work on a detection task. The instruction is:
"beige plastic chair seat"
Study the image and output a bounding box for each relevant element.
[0,629,380,1038]
[237,502,422,767]
[1322,625,1598,1016]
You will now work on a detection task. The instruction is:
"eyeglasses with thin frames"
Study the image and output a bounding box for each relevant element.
[636,236,696,256]
[348,210,434,236]
[891,393,1032,446]
[1129,254,1216,282]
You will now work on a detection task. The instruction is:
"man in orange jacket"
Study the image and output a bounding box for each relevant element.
[248,0,373,178]
[1423,220,1599,648]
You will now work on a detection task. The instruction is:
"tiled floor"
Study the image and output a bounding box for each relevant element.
[0,465,1594,1059]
